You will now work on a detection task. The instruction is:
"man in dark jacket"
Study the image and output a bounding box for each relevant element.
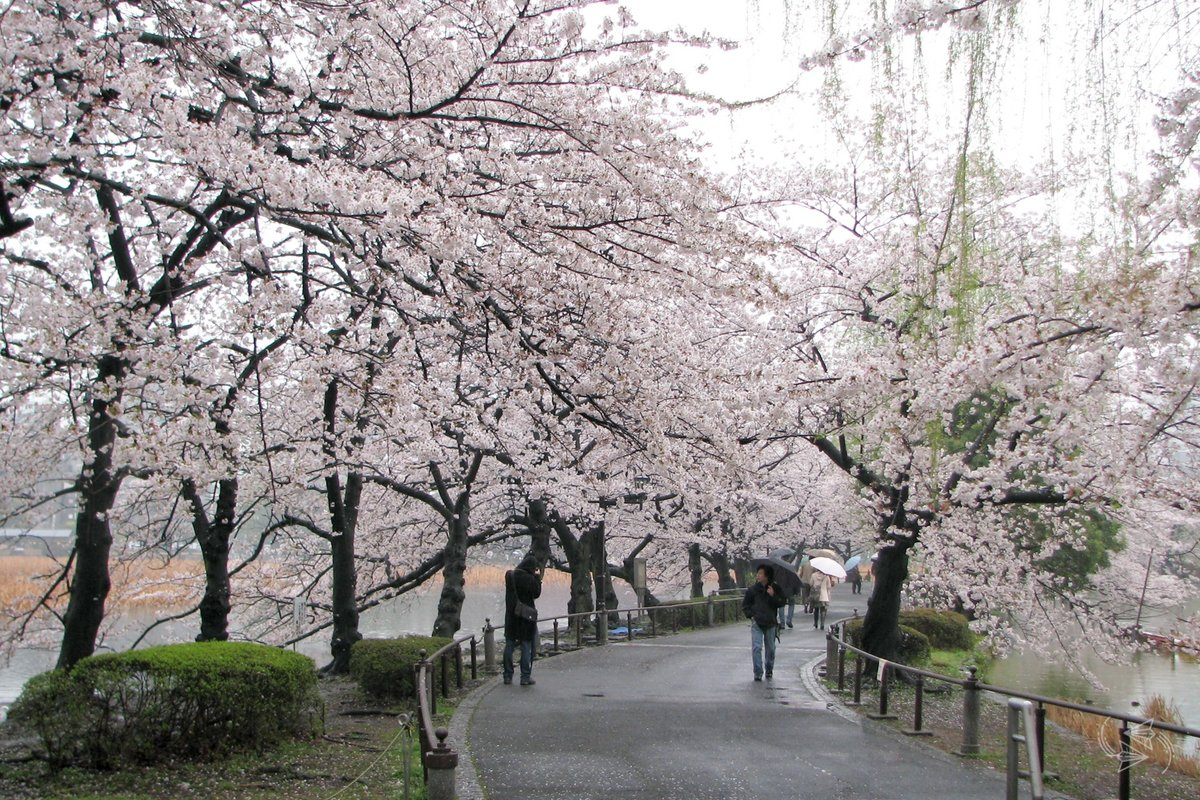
[504,555,543,686]
[743,564,786,681]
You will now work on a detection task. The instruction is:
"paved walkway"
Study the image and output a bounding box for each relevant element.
[451,586,1043,799]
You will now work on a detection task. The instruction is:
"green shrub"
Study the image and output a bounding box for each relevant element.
[898,608,973,650]
[840,618,931,665]
[8,642,322,768]
[350,636,451,700]
[896,625,931,664]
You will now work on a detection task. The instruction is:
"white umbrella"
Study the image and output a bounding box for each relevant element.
[809,556,847,580]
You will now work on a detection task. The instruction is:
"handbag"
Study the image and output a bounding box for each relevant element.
[507,570,538,622]
[514,599,538,623]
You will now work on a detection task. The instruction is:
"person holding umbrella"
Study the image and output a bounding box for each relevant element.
[808,556,846,630]
[743,564,786,681]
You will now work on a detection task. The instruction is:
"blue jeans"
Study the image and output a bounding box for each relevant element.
[503,637,534,683]
[750,623,778,678]
[778,596,795,627]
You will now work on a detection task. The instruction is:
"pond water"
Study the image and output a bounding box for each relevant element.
[2,575,1196,752]
[0,569,637,714]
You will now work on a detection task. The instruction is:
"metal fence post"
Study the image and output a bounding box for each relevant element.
[425,727,458,800]
[707,592,716,626]
[837,638,847,692]
[851,654,863,706]
[904,674,932,736]
[868,662,898,720]
[483,619,496,673]
[1118,722,1132,800]
[596,603,608,645]
[960,666,981,755]
[824,628,837,678]
[1007,701,1021,800]
[1006,699,1044,800]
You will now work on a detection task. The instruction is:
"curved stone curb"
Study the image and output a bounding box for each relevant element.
[445,673,497,800]
[799,651,865,725]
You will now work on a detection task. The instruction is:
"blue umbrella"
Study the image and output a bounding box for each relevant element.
[845,555,862,571]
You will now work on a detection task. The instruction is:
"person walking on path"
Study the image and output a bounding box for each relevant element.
[811,569,834,629]
[503,555,543,686]
[743,564,786,681]
[847,565,862,595]
[777,588,796,629]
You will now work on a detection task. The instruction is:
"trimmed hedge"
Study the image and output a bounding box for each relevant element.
[8,642,322,768]
[841,618,932,665]
[350,635,451,700]
[898,608,974,650]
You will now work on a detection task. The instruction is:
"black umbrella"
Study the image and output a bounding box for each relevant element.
[749,555,803,597]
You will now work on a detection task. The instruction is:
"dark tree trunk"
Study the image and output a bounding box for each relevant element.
[325,471,363,674]
[432,505,470,638]
[57,360,124,670]
[687,543,704,598]
[860,541,914,662]
[704,550,738,591]
[184,477,236,642]
[732,557,751,589]
[557,518,594,620]
[590,522,618,624]
[524,499,553,566]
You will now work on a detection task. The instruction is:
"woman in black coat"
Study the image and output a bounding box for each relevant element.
[503,555,543,685]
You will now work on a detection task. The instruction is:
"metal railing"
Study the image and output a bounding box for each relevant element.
[824,615,1200,800]
[526,591,744,654]
[413,631,479,800]
[1007,699,1045,800]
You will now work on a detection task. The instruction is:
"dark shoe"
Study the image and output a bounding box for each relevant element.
[765,672,773,679]
[502,678,512,685]
[520,678,535,686]
[753,675,762,682]
[786,623,793,629]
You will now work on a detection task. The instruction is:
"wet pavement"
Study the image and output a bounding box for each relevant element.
[450,587,1048,799]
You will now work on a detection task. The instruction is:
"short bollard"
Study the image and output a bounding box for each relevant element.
[824,629,837,677]
[850,654,863,706]
[425,727,458,800]
[553,619,560,652]
[483,619,496,673]
[707,592,716,626]
[960,665,981,755]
